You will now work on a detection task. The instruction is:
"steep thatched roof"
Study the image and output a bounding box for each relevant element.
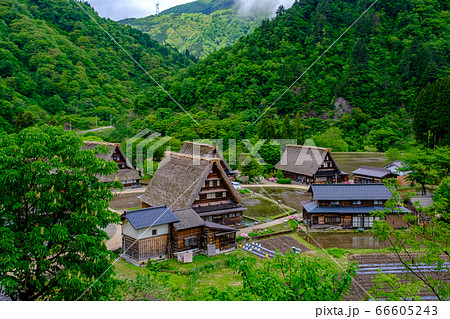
[275,145,333,177]
[99,168,141,183]
[140,152,242,211]
[179,141,232,173]
[82,141,140,183]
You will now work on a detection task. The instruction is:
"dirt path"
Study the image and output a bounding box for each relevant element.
[238,215,299,235]
[104,208,122,251]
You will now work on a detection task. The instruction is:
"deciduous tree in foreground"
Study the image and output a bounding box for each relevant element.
[0,126,120,300]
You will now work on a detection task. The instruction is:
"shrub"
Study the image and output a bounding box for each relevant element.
[325,247,347,258]
[277,178,292,184]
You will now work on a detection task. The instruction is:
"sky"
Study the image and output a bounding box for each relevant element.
[86,0,295,21]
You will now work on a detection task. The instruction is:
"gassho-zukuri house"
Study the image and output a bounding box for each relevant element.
[81,141,141,187]
[275,145,349,184]
[139,147,246,227]
[301,184,411,229]
[121,205,238,262]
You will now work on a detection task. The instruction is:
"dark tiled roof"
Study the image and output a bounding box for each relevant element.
[311,184,393,200]
[205,221,238,232]
[124,205,179,230]
[172,208,205,230]
[352,166,393,178]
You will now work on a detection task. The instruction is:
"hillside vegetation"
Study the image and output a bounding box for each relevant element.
[130,0,449,151]
[120,0,266,58]
[0,0,194,133]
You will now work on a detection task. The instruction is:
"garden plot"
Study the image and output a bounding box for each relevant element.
[257,235,311,255]
[345,254,450,301]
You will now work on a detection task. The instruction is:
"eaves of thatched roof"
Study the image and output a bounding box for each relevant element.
[275,145,331,177]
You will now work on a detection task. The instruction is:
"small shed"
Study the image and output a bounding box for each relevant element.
[121,205,179,262]
[352,166,396,184]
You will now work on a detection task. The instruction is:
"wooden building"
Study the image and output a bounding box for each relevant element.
[352,166,397,184]
[140,151,246,227]
[302,184,410,229]
[121,205,180,262]
[275,145,348,184]
[81,141,141,187]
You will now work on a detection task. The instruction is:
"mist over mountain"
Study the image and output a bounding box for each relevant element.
[236,0,295,16]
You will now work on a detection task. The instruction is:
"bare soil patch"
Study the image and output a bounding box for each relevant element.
[256,235,311,254]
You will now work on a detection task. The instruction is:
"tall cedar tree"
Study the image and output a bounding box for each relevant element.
[0,126,121,300]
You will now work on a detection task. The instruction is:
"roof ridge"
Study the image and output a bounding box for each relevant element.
[358,165,390,171]
[286,144,331,151]
[83,141,119,146]
[165,151,220,162]
[183,141,218,149]
[125,204,168,214]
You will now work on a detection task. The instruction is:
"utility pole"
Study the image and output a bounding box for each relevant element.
[156,2,160,15]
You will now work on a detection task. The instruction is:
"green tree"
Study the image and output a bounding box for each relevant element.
[313,127,349,152]
[280,115,292,139]
[222,252,356,300]
[0,126,121,300]
[401,149,441,195]
[240,157,263,182]
[14,111,35,133]
[371,180,450,300]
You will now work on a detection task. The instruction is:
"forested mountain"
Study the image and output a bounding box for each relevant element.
[160,0,235,15]
[120,0,266,58]
[0,0,195,133]
[130,0,449,151]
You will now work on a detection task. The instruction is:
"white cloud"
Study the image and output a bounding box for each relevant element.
[86,0,295,21]
[86,0,196,21]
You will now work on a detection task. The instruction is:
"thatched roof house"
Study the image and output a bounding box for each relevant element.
[140,151,245,227]
[179,141,235,178]
[275,145,348,184]
[81,141,141,186]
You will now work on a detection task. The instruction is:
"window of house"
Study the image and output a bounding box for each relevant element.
[207,216,213,221]
[222,192,226,197]
[374,200,384,205]
[330,201,340,206]
[196,195,200,201]
[209,180,214,187]
[152,229,157,236]
[324,216,341,223]
[352,215,363,228]
[207,193,216,199]
[352,200,362,205]
[316,177,327,182]
[184,237,197,246]
[230,213,235,217]
[217,180,220,186]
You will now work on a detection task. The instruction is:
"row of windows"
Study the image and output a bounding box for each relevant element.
[328,200,385,206]
[352,216,381,228]
[202,180,221,188]
[324,216,341,223]
[204,212,242,221]
[196,192,227,201]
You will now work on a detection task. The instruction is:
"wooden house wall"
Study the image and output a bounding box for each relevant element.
[138,234,168,260]
[123,234,139,260]
[193,165,234,205]
[172,226,203,252]
[386,214,408,229]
